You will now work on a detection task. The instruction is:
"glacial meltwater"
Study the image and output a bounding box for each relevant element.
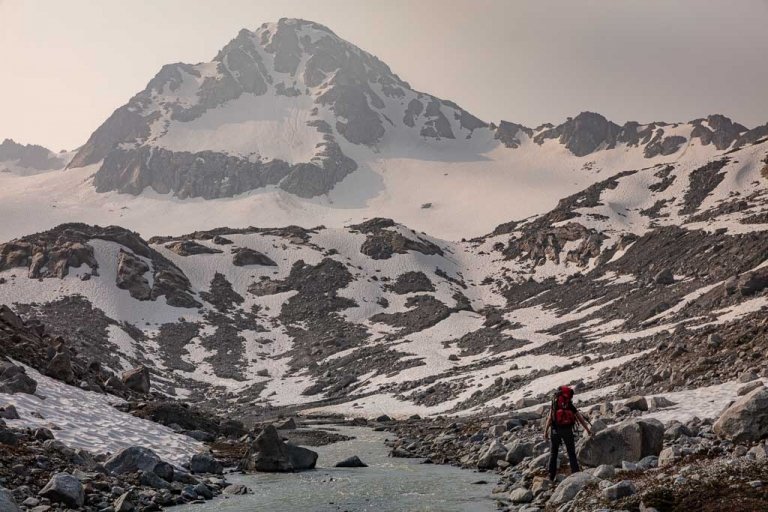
[176,426,498,512]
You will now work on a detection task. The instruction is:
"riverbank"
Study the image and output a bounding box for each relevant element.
[176,425,499,512]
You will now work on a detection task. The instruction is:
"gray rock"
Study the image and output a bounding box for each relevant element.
[748,444,768,460]
[0,404,19,420]
[603,480,636,500]
[713,386,768,443]
[593,464,615,479]
[509,487,534,503]
[653,268,674,285]
[648,396,676,411]
[38,473,85,508]
[0,487,21,512]
[190,453,224,475]
[624,396,649,411]
[274,417,297,430]
[738,381,764,396]
[0,363,37,395]
[104,446,164,475]
[477,439,508,469]
[223,484,251,495]
[121,366,150,394]
[139,470,171,489]
[548,472,597,506]
[506,440,534,465]
[45,352,75,383]
[114,491,135,512]
[240,424,318,472]
[335,455,367,468]
[577,418,664,467]
[232,247,277,267]
[659,446,681,466]
[739,371,759,383]
[115,250,152,300]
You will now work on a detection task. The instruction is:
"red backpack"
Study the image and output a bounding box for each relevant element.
[553,386,576,426]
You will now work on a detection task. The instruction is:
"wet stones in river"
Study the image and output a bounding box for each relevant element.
[223,484,251,495]
[190,452,224,475]
[240,424,318,472]
[335,455,368,468]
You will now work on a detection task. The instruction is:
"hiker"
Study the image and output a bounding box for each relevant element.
[543,385,592,481]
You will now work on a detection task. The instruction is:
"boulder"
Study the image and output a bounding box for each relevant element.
[509,487,534,503]
[624,396,649,411]
[139,470,171,490]
[121,366,150,394]
[232,248,277,267]
[45,352,75,383]
[659,446,681,466]
[286,443,318,470]
[0,305,24,329]
[739,371,759,383]
[593,464,615,479]
[105,446,165,475]
[0,404,19,420]
[0,363,37,395]
[648,396,676,411]
[190,453,224,475]
[738,381,764,396]
[548,472,597,506]
[114,491,135,512]
[0,487,20,512]
[505,440,534,465]
[653,268,674,285]
[240,425,317,472]
[603,480,636,500]
[713,386,768,443]
[577,418,664,467]
[223,484,251,495]
[477,439,508,469]
[38,473,85,508]
[335,455,368,468]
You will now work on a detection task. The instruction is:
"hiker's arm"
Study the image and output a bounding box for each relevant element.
[576,412,592,435]
[544,410,552,439]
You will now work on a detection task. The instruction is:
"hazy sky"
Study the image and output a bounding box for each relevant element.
[2,0,768,151]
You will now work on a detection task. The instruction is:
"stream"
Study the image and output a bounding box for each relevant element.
[176,425,498,512]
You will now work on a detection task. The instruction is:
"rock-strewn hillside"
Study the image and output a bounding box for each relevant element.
[2,130,767,424]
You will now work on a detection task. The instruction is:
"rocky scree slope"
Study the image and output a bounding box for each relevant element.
[1,134,767,424]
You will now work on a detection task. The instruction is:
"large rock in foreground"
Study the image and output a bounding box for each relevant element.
[713,386,768,443]
[240,425,318,472]
[0,487,20,512]
[38,473,85,508]
[577,418,664,467]
[548,472,597,506]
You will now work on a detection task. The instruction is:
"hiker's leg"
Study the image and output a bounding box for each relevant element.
[562,428,580,474]
[548,431,562,480]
